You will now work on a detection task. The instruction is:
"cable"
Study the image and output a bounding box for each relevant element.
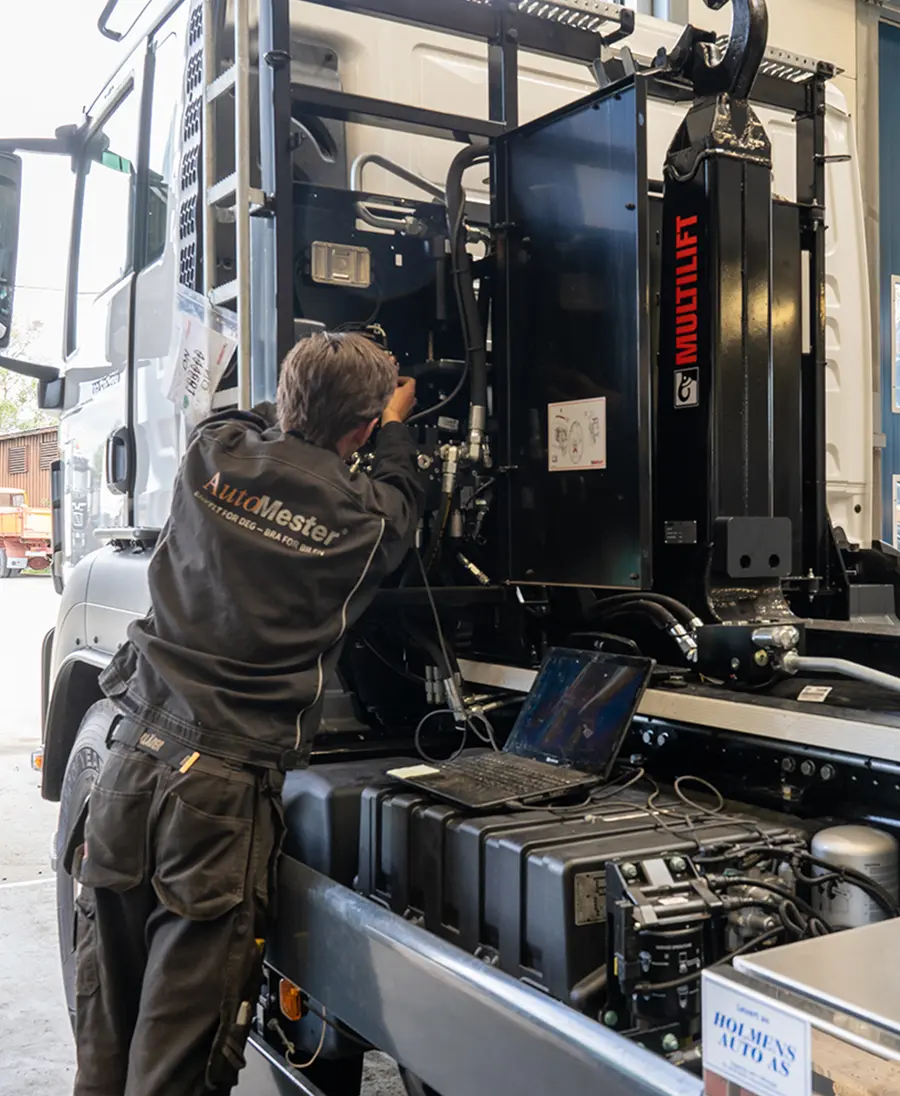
[674,775,725,816]
[303,1003,372,1052]
[357,634,427,683]
[286,1008,328,1071]
[710,876,833,932]
[734,846,900,920]
[407,362,469,425]
[414,708,467,764]
[466,708,500,751]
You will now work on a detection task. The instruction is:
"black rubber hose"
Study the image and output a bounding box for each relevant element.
[569,965,608,1013]
[445,140,490,414]
[588,592,698,629]
[423,493,452,575]
[593,600,681,633]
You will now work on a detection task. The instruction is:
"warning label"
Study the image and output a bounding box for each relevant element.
[548,397,607,472]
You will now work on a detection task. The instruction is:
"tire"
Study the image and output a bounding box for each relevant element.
[56,700,114,1021]
[0,549,11,578]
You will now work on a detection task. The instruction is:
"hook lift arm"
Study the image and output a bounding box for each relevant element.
[656,0,769,100]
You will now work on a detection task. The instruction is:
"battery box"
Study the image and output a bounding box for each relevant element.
[356,786,795,1006]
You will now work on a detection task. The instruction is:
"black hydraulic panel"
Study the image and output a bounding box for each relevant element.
[494,79,652,590]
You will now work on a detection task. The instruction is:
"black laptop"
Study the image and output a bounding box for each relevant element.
[388,647,654,810]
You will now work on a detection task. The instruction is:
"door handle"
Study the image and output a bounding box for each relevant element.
[104,426,133,496]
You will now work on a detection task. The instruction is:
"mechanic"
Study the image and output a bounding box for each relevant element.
[68,332,423,1096]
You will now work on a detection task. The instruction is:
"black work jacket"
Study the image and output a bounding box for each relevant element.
[99,406,423,769]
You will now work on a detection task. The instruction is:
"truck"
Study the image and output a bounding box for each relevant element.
[0,487,52,576]
[4,1,900,1094]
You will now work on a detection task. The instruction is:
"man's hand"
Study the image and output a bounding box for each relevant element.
[382,377,417,425]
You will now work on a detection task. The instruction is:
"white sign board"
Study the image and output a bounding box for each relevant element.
[548,397,606,472]
[703,973,811,1096]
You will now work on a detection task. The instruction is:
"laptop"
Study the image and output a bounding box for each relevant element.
[388,647,654,810]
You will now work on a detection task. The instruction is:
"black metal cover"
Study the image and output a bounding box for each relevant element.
[494,78,652,590]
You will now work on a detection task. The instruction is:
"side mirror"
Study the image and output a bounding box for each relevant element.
[0,153,22,349]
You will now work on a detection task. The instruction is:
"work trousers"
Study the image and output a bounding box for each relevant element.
[70,741,285,1096]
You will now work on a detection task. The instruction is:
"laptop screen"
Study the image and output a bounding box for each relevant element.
[504,648,653,776]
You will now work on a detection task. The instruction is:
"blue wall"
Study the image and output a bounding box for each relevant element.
[880,21,900,543]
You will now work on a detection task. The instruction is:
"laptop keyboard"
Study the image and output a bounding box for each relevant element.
[435,753,594,799]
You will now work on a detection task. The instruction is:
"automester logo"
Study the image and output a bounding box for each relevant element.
[197,471,345,557]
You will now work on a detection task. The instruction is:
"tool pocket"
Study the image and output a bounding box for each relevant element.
[76,783,153,893]
[206,994,257,1090]
[153,792,253,920]
[74,892,100,997]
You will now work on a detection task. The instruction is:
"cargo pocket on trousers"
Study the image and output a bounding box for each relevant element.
[77,784,153,893]
[74,892,100,997]
[153,795,253,920]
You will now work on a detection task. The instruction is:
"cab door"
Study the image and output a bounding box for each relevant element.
[58,65,143,570]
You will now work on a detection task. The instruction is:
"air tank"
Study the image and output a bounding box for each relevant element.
[810,825,899,929]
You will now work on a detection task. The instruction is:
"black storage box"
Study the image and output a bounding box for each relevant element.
[357,787,794,1007]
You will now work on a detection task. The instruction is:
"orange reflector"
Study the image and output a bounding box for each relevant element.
[30,750,43,772]
[279,979,303,1022]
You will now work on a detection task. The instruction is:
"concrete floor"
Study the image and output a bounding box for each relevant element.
[0,576,73,1093]
[0,576,405,1096]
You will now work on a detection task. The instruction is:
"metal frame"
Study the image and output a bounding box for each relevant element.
[269,860,702,1096]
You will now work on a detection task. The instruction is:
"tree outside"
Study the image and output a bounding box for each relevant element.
[0,318,55,435]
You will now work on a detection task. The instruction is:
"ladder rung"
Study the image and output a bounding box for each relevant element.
[209,280,238,306]
[206,64,237,103]
[208,172,237,207]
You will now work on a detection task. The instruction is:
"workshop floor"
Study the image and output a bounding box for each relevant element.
[0,577,404,1096]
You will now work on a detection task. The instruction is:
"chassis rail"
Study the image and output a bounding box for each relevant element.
[266,860,701,1096]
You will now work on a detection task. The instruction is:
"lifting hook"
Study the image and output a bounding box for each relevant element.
[693,0,769,100]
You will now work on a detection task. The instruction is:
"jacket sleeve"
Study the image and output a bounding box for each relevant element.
[368,422,426,573]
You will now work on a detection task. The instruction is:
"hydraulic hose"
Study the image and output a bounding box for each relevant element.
[588,592,701,630]
[783,653,900,698]
[593,601,698,663]
[445,140,490,462]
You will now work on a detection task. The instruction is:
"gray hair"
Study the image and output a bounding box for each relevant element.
[276,332,398,449]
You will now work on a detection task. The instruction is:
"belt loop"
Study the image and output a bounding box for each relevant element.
[106,714,124,749]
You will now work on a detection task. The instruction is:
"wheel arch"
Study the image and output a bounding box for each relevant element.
[42,650,110,802]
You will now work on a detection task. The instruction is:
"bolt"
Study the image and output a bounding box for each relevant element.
[800,760,816,777]
[730,657,741,671]
[662,1034,680,1054]
[781,757,796,773]
[621,862,639,881]
[820,764,836,781]
[669,856,687,874]
[678,962,688,975]
[754,649,769,667]
[417,453,433,470]
[639,951,652,973]
[603,1010,618,1028]
[643,730,654,745]
[657,732,669,748]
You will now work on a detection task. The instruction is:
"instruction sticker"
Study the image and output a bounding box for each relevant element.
[573,870,606,925]
[797,685,832,704]
[548,397,606,472]
[168,314,237,428]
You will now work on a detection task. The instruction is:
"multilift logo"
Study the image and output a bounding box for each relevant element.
[200,471,344,549]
